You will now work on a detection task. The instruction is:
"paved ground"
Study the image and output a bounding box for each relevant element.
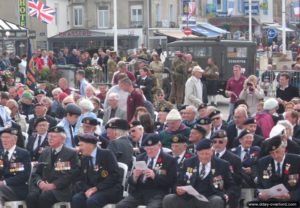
[214,95,230,119]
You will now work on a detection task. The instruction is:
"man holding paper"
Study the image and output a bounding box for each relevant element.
[257,135,300,201]
[163,139,236,208]
[116,134,177,208]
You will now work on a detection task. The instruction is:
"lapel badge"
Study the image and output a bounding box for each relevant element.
[101,170,108,178]
[148,140,152,145]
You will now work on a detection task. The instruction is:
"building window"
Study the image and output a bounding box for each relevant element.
[54,4,58,25]
[130,5,143,26]
[217,0,223,11]
[73,6,83,27]
[169,4,174,21]
[97,6,109,28]
[156,4,161,22]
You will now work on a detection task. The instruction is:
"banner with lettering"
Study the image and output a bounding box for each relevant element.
[19,0,26,27]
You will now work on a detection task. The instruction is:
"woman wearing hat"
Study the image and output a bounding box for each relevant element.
[149,52,164,87]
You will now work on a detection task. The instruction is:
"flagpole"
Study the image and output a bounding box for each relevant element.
[282,0,286,54]
[249,0,252,42]
[113,0,118,52]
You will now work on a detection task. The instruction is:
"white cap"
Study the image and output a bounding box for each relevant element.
[263,98,278,110]
[192,66,204,73]
[268,124,285,139]
[166,109,182,121]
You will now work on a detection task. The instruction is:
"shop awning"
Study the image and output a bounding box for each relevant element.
[156,29,198,39]
[0,19,27,31]
[191,26,221,37]
[264,23,294,32]
[197,22,230,34]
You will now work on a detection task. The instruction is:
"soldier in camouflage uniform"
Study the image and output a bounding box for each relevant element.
[107,51,117,83]
[204,57,219,106]
[153,89,174,112]
[185,54,198,78]
[169,52,188,105]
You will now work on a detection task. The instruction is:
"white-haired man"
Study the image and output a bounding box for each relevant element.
[102,92,126,125]
[184,66,204,108]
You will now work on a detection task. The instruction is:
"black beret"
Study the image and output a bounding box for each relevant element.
[243,117,256,125]
[130,120,142,128]
[211,130,227,140]
[105,119,129,130]
[34,89,46,96]
[198,103,207,110]
[0,128,18,136]
[192,124,207,136]
[267,136,282,152]
[48,126,65,134]
[142,134,160,146]
[34,117,48,128]
[82,117,99,126]
[171,134,187,143]
[237,129,252,140]
[78,133,98,144]
[197,117,212,125]
[208,110,221,119]
[65,103,82,116]
[178,105,188,112]
[196,139,212,151]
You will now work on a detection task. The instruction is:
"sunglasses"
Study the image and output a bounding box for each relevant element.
[212,117,221,121]
[213,140,224,144]
[130,130,136,133]
[294,109,300,112]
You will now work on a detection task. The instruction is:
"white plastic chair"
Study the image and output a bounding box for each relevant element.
[4,201,27,208]
[52,202,71,208]
[22,132,29,147]
[240,188,255,207]
[162,147,172,153]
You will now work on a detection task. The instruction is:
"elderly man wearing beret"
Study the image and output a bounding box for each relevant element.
[26,126,79,208]
[105,118,133,168]
[0,128,31,206]
[26,117,50,161]
[71,133,123,208]
[187,124,207,154]
[117,134,177,208]
[257,136,300,202]
[163,139,236,208]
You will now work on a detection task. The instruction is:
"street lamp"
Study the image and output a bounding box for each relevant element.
[113,0,118,52]
[282,0,286,54]
[5,31,10,39]
[249,0,252,42]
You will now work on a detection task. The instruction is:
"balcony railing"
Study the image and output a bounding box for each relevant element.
[130,21,143,28]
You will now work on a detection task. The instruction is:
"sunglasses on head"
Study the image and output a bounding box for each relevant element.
[213,140,224,144]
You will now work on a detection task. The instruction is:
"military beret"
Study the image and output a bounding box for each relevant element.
[0,128,18,136]
[267,136,282,152]
[34,117,48,128]
[211,130,227,140]
[105,119,129,130]
[208,110,221,119]
[78,133,98,144]
[34,89,46,96]
[196,139,212,151]
[243,117,256,125]
[197,103,207,110]
[82,117,99,126]
[65,103,82,116]
[48,126,65,134]
[197,117,212,125]
[130,120,142,128]
[178,105,188,112]
[192,124,207,136]
[237,129,252,140]
[142,134,161,147]
[171,134,188,143]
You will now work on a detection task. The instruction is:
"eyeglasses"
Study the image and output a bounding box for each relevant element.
[213,140,224,144]
[130,130,136,133]
[294,109,300,112]
[212,117,221,121]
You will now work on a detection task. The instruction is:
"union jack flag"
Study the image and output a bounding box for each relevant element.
[28,0,55,24]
